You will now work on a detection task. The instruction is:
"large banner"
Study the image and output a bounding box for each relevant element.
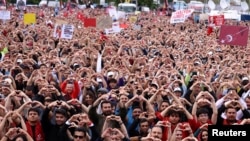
[170,9,194,24]
[105,22,121,34]
[208,15,224,26]
[219,25,249,46]
[96,16,113,29]
[23,13,36,24]
[61,24,74,39]
[0,10,10,20]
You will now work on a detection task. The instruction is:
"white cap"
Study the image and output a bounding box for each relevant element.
[73,63,79,66]
[17,59,23,63]
[174,87,182,92]
[208,51,213,55]
[194,61,201,64]
[242,77,249,81]
[4,78,12,84]
[97,78,103,82]
[107,71,115,77]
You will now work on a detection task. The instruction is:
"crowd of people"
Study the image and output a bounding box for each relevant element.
[0,4,250,141]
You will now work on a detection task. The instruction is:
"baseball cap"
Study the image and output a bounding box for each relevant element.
[97,88,108,94]
[242,77,249,81]
[174,87,182,92]
[107,71,115,77]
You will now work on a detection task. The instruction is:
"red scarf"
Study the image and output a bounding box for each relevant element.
[25,121,45,141]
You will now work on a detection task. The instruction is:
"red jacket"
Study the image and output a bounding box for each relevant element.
[60,80,80,99]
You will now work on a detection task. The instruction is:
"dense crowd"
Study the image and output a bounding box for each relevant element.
[0,4,250,141]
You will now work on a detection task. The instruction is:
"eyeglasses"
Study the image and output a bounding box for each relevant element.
[74,135,84,139]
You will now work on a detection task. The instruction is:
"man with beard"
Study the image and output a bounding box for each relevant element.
[140,126,163,141]
[88,97,113,138]
[216,90,250,126]
[216,103,243,125]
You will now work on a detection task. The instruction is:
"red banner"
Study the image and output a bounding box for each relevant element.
[219,25,249,46]
[84,18,96,27]
[209,15,224,26]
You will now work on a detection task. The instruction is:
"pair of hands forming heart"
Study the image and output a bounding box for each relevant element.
[5,127,28,140]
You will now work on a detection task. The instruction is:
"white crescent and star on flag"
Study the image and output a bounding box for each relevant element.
[221,34,233,43]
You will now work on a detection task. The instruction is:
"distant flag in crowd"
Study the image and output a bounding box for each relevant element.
[100,31,108,42]
[208,0,216,10]
[119,23,128,29]
[39,9,44,17]
[207,26,213,36]
[219,25,249,46]
[60,0,63,9]
[3,0,6,6]
[66,0,71,11]
[84,18,96,27]
[76,12,85,21]
[63,11,68,17]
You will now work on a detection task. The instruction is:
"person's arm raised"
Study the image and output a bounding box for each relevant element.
[139,95,156,120]
[92,94,109,107]
[125,95,139,109]
[179,105,193,120]
[160,105,175,118]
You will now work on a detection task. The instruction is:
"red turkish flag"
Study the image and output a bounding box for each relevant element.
[219,25,249,46]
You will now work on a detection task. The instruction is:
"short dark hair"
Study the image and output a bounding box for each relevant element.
[28,107,40,115]
[160,100,170,106]
[74,127,88,135]
[196,108,209,117]
[152,125,164,132]
[166,109,182,117]
[225,106,238,111]
[13,134,28,141]
[39,64,47,68]
[101,100,111,108]
[55,108,68,118]
[132,106,142,111]
[139,118,148,126]
[108,78,117,84]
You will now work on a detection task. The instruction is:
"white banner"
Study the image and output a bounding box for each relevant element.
[170,9,194,24]
[105,22,121,34]
[0,10,10,20]
[108,8,118,20]
[61,24,74,39]
[53,24,62,39]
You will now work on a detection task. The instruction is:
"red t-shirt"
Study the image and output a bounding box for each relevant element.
[189,118,212,132]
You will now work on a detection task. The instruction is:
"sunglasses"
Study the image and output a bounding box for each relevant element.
[74,135,84,139]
